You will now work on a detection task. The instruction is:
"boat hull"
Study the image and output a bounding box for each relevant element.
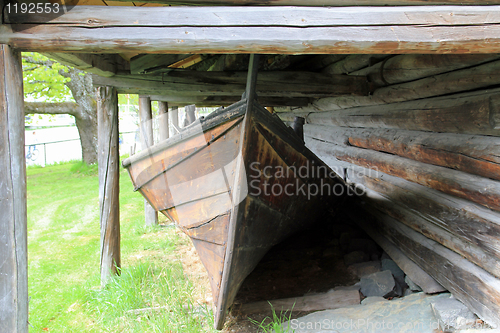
[123,99,346,329]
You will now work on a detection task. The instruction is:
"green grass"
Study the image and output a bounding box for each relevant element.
[248,305,295,333]
[27,160,216,332]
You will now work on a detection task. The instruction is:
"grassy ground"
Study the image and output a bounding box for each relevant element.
[26,161,217,332]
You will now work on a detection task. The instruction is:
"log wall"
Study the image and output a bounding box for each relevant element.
[277,54,500,328]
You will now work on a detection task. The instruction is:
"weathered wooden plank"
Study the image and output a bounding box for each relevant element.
[322,54,388,75]
[0,45,28,333]
[305,138,500,211]
[158,101,169,141]
[304,125,500,181]
[352,54,500,86]
[8,5,500,27]
[304,89,500,136]
[149,94,310,107]
[357,207,500,328]
[130,54,192,74]
[92,72,369,98]
[97,0,500,5]
[306,149,500,276]
[4,23,500,54]
[301,59,500,111]
[185,104,196,126]
[238,289,360,315]
[361,187,500,278]
[348,207,445,294]
[97,86,121,286]
[170,106,180,134]
[138,96,158,226]
[42,53,127,77]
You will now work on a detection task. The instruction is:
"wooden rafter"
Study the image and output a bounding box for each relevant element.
[3,6,500,53]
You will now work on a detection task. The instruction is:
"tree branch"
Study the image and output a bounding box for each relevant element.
[24,102,81,116]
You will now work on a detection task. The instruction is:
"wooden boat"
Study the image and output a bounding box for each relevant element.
[122,58,346,330]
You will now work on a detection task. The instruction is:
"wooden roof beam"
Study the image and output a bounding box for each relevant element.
[42,53,129,77]
[3,6,500,53]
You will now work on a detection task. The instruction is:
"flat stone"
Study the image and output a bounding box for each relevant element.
[361,296,387,306]
[279,293,452,332]
[405,276,422,292]
[382,259,405,278]
[348,260,381,278]
[344,251,369,266]
[360,270,395,297]
[430,297,478,331]
[333,284,361,292]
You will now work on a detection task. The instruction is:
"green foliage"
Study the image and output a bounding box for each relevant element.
[70,161,98,176]
[22,52,73,102]
[248,304,295,333]
[27,162,216,332]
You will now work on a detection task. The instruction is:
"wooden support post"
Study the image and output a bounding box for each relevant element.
[97,86,120,286]
[185,104,196,126]
[0,45,28,333]
[170,106,180,133]
[158,101,169,141]
[138,96,158,226]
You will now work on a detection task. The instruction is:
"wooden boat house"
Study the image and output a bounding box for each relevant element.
[2,1,500,330]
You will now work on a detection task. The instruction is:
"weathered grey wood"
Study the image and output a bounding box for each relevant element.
[347,208,445,294]
[238,289,360,315]
[97,86,120,286]
[185,104,196,126]
[360,187,500,278]
[357,207,500,328]
[158,101,169,141]
[297,59,500,111]
[322,54,387,75]
[305,147,500,277]
[99,0,500,5]
[130,54,192,74]
[0,45,28,333]
[138,96,158,226]
[42,53,128,77]
[170,106,180,134]
[5,6,500,54]
[303,89,500,136]
[305,138,500,211]
[8,6,500,27]
[149,94,310,107]
[92,72,369,98]
[304,124,500,181]
[352,54,500,86]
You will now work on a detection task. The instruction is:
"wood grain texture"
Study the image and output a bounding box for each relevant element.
[305,138,500,211]
[5,6,500,53]
[303,89,500,136]
[352,54,500,86]
[97,86,121,286]
[158,101,169,141]
[93,0,500,5]
[138,96,158,226]
[357,207,500,328]
[304,125,500,181]
[349,207,445,294]
[42,53,128,77]
[92,72,370,98]
[0,45,28,333]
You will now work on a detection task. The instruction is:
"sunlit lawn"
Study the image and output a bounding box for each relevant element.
[26,161,216,332]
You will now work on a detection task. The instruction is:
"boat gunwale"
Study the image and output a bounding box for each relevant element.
[122,99,247,168]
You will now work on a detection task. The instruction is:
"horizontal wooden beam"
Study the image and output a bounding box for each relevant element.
[356,206,500,328]
[73,0,500,6]
[42,53,128,77]
[304,125,500,181]
[4,6,500,53]
[148,95,311,107]
[92,71,369,98]
[305,137,500,212]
